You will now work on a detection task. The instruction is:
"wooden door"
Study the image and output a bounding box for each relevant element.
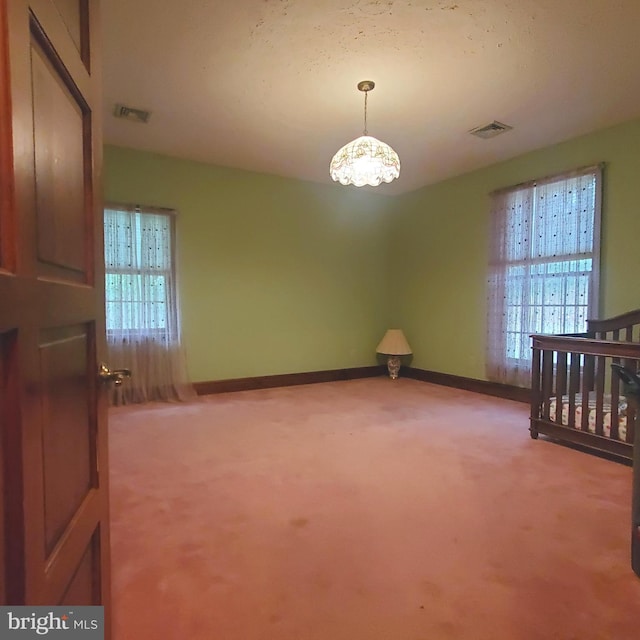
[0,0,110,632]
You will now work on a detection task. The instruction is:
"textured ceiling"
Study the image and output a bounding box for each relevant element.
[101,0,640,195]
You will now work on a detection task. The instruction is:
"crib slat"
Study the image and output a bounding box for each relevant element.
[594,355,605,436]
[610,329,621,440]
[555,352,568,425]
[624,327,637,444]
[584,352,595,391]
[610,371,620,441]
[569,352,580,430]
[542,350,553,420]
[531,346,542,425]
[581,355,595,431]
[624,325,635,438]
[628,407,636,446]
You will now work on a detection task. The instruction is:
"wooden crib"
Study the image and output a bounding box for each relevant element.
[530,309,640,461]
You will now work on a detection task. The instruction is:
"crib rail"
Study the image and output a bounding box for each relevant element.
[530,334,640,461]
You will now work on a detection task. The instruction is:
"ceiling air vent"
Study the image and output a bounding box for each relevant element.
[113,104,151,123]
[469,120,513,139]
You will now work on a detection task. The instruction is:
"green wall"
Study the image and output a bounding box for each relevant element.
[103,146,393,382]
[105,117,640,385]
[390,118,640,381]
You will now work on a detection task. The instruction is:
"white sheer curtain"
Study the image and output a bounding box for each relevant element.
[486,165,602,387]
[104,203,195,405]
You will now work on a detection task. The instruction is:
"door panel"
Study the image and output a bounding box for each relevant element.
[1,0,109,634]
[52,0,85,59]
[32,36,88,279]
[40,326,93,554]
[60,535,99,606]
[27,0,91,86]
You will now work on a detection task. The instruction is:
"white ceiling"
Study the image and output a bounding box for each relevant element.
[101,0,640,196]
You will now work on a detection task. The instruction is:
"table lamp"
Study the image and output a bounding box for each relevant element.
[376,329,412,379]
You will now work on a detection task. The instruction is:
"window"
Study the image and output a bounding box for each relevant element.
[104,204,177,340]
[486,165,602,387]
[103,203,193,405]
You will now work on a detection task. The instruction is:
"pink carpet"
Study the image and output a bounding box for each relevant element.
[108,378,640,639]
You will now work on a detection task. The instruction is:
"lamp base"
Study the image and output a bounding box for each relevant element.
[386,355,402,379]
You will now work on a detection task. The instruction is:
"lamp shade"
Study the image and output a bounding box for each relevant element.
[376,329,412,355]
[330,135,400,187]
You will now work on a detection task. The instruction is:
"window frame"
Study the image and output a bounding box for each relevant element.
[486,165,602,384]
[104,203,179,342]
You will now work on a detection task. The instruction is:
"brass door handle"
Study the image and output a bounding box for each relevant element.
[98,362,132,386]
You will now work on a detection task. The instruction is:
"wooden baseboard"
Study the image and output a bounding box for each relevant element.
[194,365,386,395]
[403,367,530,403]
[194,364,530,403]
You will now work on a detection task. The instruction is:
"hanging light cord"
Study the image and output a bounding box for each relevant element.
[363,90,369,136]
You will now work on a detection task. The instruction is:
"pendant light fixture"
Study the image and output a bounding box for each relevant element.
[329,80,400,187]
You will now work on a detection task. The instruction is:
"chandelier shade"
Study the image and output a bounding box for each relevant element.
[330,80,400,188]
[330,135,400,187]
